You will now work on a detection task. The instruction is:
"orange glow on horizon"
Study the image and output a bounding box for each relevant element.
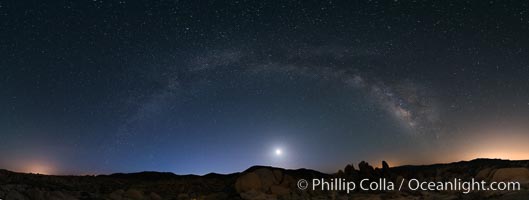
[23,163,54,175]
[436,126,529,164]
[462,151,529,161]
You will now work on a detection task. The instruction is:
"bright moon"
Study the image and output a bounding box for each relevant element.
[275,148,282,156]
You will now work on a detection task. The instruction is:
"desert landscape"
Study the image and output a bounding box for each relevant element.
[2,159,529,200]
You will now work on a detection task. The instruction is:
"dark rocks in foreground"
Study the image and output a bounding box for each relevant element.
[1,159,529,199]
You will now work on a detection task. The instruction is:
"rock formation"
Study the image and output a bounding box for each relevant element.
[1,159,529,199]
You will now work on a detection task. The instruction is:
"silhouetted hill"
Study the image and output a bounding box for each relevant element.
[1,159,529,199]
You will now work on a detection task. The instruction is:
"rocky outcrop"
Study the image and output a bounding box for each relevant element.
[358,161,376,179]
[382,161,390,170]
[235,172,263,193]
[2,159,529,200]
[476,167,495,181]
[235,167,295,200]
[491,168,529,183]
[378,160,396,182]
[340,163,359,181]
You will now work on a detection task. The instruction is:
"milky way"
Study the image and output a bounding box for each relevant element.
[186,47,442,136]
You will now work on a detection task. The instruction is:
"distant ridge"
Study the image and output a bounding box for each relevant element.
[1,159,529,199]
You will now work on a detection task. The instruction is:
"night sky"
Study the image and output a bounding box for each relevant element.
[1,1,529,175]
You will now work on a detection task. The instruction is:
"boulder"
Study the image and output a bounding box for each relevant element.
[358,161,376,178]
[236,168,285,194]
[343,164,359,180]
[491,168,529,183]
[380,161,392,179]
[344,164,355,175]
[253,168,276,189]
[279,174,295,188]
[336,169,344,177]
[475,168,494,181]
[382,161,390,170]
[272,169,283,183]
[236,172,263,193]
[359,161,374,173]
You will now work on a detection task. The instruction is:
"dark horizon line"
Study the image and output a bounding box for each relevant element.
[2,157,527,177]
